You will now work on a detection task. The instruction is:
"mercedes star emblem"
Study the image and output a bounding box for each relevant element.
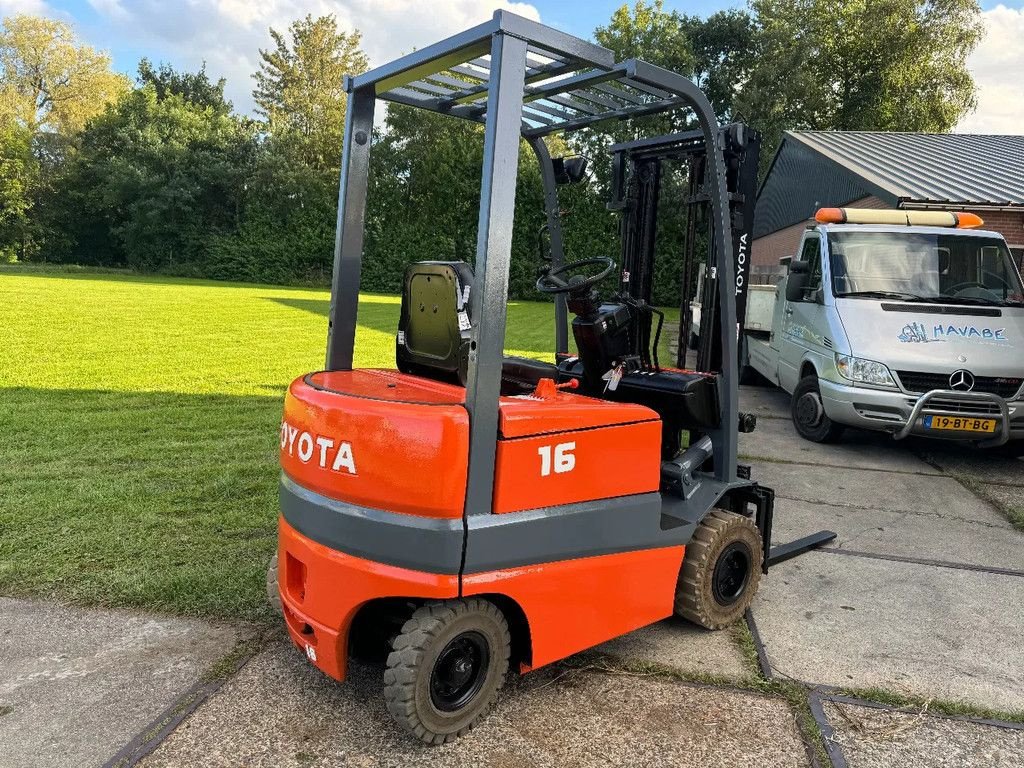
[949,369,975,392]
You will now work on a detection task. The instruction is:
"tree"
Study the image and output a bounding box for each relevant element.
[678,10,756,121]
[137,58,231,115]
[0,117,32,259]
[737,0,984,168]
[0,14,128,135]
[52,85,256,271]
[252,14,368,170]
[595,1,693,74]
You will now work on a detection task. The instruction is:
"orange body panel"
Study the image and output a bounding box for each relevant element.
[498,387,657,438]
[280,371,469,518]
[284,368,664,516]
[492,420,662,513]
[277,516,459,682]
[462,545,685,671]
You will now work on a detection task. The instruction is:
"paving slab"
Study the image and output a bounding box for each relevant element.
[822,699,1024,768]
[913,441,1023,487]
[0,597,242,768]
[143,641,811,768]
[753,551,1024,711]
[771,496,1024,572]
[753,461,1012,528]
[592,618,751,682]
[740,416,940,475]
[739,383,791,420]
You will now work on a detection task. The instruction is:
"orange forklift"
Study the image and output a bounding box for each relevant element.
[271,12,805,744]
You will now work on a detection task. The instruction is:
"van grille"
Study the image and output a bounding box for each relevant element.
[918,397,1002,415]
[896,371,1022,399]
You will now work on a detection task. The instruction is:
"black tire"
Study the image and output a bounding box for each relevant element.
[739,335,757,385]
[266,553,282,615]
[384,598,510,744]
[791,374,845,443]
[675,509,763,629]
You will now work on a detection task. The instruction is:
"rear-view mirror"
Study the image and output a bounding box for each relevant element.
[786,261,810,302]
[553,156,588,185]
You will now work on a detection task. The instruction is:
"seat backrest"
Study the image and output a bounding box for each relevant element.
[396,261,475,385]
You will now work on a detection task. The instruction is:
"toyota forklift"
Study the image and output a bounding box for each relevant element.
[272,12,784,744]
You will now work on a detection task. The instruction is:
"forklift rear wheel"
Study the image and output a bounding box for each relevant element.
[792,374,845,443]
[675,509,763,629]
[266,554,282,615]
[384,598,511,744]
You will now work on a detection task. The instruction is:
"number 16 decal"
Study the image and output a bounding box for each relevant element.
[538,442,575,476]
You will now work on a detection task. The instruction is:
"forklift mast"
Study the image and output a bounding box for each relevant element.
[607,124,761,372]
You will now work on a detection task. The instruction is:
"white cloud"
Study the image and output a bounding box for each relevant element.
[75,0,541,114]
[0,0,51,16]
[957,5,1024,135]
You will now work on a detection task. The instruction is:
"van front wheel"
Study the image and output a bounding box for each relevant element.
[792,374,845,443]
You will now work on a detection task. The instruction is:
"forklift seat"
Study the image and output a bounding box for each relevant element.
[395,261,557,392]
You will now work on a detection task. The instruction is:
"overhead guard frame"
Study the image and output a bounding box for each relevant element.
[324,10,741,512]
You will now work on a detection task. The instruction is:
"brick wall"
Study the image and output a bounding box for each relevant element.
[751,195,888,273]
[961,208,1024,270]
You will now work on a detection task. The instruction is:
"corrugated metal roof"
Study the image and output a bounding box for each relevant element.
[787,131,1024,207]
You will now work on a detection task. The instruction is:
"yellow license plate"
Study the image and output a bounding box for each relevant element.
[923,415,997,433]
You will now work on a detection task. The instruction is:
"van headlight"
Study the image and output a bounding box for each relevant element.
[835,354,896,387]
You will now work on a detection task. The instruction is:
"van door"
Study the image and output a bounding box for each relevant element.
[778,234,826,392]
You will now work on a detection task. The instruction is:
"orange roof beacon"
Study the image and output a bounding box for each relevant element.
[269,12,832,744]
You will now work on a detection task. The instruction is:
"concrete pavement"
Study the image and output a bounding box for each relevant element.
[0,598,244,768]
[742,381,1024,715]
[141,641,810,768]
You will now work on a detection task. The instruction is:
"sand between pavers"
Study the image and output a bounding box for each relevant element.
[143,640,810,768]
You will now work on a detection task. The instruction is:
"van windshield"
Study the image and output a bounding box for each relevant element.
[829,231,1024,306]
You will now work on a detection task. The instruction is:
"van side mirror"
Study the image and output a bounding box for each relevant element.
[786,261,810,302]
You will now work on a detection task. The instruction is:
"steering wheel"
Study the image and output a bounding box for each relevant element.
[536,257,616,295]
[945,280,1004,300]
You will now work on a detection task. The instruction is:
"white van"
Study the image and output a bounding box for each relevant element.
[744,208,1024,455]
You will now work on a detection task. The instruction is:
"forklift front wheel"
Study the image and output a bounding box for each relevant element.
[384,598,511,744]
[675,509,763,629]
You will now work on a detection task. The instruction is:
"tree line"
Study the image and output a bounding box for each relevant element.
[0,1,983,305]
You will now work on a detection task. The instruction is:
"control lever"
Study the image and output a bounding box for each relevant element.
[532,378,579,399]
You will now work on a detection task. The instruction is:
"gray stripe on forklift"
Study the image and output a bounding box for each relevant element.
[462,492,687,572]
[279,476,739,574]
[818,546,1024,579]
[280,475,465,574]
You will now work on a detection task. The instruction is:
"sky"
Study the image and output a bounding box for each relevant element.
[1,0,1021,134]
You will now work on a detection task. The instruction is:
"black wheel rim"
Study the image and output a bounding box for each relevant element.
[429,631,490,713]
[712,542,752,606]
[795,391,823,430]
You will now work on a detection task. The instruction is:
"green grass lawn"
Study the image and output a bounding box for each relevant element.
[0,265,676,621]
